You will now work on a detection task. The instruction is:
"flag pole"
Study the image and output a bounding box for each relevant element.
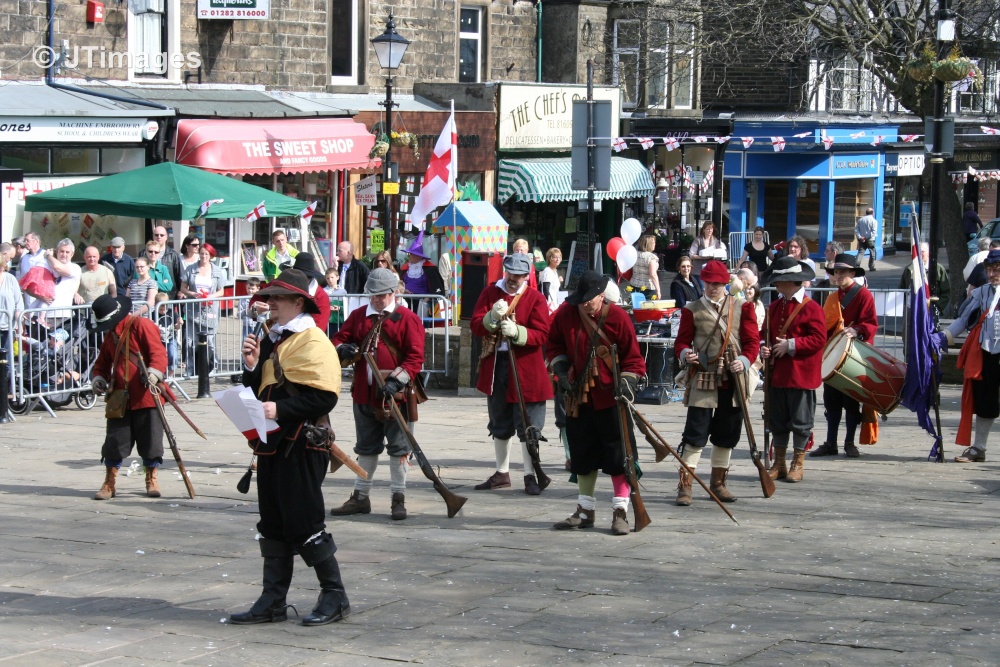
[451,100,459,325]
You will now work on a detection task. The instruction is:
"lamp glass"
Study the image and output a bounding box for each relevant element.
[372,26,410,70]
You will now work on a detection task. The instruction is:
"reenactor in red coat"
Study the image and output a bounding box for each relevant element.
[89,294,168,500]
[470,253,553,495]
[760,257,828,483]
[547,271,646,535]
[812,254,878,459]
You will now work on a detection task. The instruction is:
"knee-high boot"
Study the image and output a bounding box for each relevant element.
[229,539,295,624]
[299,533,350,626]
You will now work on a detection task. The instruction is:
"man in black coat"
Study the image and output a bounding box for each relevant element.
[337,241,370,294]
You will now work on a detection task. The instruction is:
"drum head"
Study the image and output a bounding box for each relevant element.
[821,331,851,380]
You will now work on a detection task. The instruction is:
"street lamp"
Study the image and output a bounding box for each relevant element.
[371,14,410,261]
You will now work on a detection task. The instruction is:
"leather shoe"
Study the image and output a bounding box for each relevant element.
[524,474,541,495]
[809,441,838,457]
[301,591,350,626]
[844,442,860,458]
[474,471,511,490]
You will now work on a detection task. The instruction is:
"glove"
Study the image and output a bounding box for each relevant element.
[381,376,405,398]
[336,343,359,364]
[499,319,518,339]
[91,377,108,394]
[551,359,572,394]
[934,331,949,352]
[146,371,160,386]
[490,299,509,321]
[616,373,639,402]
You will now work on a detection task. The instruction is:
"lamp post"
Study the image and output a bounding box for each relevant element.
[928,0,954,289]
[371,13,410,261]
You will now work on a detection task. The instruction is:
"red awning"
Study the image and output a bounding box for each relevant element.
[174,118,376,175]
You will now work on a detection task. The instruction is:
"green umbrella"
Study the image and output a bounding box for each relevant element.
[24,162,308,219]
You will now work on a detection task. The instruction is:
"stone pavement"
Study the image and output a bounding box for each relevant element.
[0,380,997,667]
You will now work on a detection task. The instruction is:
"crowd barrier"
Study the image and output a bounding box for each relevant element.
[1,292,452,419]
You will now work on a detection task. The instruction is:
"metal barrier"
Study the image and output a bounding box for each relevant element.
[728,231,770,270]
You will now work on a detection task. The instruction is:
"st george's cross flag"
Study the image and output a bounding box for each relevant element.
[409,105,458,228]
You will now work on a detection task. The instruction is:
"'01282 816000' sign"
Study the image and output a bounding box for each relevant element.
[197,0,269,19]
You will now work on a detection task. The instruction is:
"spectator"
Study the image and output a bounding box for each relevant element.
[511,238,538,291]
[0,242,14,271]
[238,276,263,341]
[337,240,369,294]
[263,229,299,281]
[154,292,180,379]
[854,207,878,271]
[141,241,174,296]
[142,226,182,298]
[629,235,662,299]
[9,237,27,277]
[371,250,398,277]
[688,221,727,277]
[669,255,703,308]
[179,243,226,370]
[785,235,816,287]
[539,247,563,312]
[39,239,82,329]
[962,201,983,238]
[0,253,24,350]
[100,236,136,291]
[323,268,346,337]
[127,256,158,315]
[967,240,1000,291]
[179,234,201,274]
[739,226,773,270]
[901,242,951,317]
[964,237,992,280]
[76,245,117,305]
[18,232,47,290]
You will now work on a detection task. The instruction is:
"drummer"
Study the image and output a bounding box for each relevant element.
[812,254,878,459]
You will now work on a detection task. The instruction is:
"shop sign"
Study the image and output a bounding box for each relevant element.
[354,175,377,206]
[0,117,154,143]
[499,83,621,151]
[885,152,924,177]
[197,0,269,19]
[831,154,879,178]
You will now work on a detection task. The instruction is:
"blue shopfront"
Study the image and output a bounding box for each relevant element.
[724,124,899,260]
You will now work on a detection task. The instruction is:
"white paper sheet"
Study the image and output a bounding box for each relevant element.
[213,386,278,443]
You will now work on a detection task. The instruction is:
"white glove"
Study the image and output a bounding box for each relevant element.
[490,299,509,321]
[91,377,108,394]
[146,371,160,386]
[499,319,518,338]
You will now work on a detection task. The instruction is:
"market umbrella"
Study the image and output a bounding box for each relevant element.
[24,162,308,219]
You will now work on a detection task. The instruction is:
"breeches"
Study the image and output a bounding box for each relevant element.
[972,352,1000,419]
[566,403,634,476]
[353,404,410,457]
[681,385,743,449]
[256,445,329,545]
[101,407,163,464]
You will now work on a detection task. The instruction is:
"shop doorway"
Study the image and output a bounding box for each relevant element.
[762,180,790,242]
[795,180,821,255]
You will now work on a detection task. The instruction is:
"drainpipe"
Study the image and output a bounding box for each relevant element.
[536,0,543,82]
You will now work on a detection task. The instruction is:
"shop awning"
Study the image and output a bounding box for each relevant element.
[497,157,655,204]
[175,118,376,176]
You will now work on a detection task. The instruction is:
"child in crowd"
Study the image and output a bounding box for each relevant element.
[155,292,181,379]
[323,268,346,337]
[239,276,262,340]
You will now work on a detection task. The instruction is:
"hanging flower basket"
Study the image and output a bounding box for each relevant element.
[390,131,415,148]
[933,57,979,83]
[369,133,389,159]
[906,60,933,83]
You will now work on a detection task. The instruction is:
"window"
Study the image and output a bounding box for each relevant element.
[330,0,361,85]
[53,148,100,174]
[1,147,48,173]
[102,148,146,174]
[459,7,484,83]
[0,147,146,175]
[957,58,998,115]
[809,55,898,114]
[615,19,695,110]
[128,0,166,76]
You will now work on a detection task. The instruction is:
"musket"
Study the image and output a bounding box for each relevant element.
[505,345,551,492]
[136,354,196,499]
[608,344,651,532]
[158,384,207,440]
[303,423,369,479]
[364,352,467,518]
[729,360,776,498]
[627,404,740,526]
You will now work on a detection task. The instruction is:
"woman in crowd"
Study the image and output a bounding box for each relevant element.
[179,243,226,372]
[785,235,815,287]
[179,234,202,274]
[371,250,399,278]
[688,221,727,277]
[739,226,773,270]
[669,255,703,309]
[127,256,158,315]
[630,235,662,299]
[539,247,562,312]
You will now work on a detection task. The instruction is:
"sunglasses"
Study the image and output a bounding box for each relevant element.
[148,250,160,254]
[189,242,201,247]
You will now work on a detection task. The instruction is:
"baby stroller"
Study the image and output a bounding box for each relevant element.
[10,325,97,414]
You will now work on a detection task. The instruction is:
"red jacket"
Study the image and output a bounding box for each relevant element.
[675,299,760,389]
[92,315,168,411]
[836,284,878,342]
[310,284,331,331]
[332,305,425,408]
[546,302,645,411]
[470,282,553,402]
[767,296,827,390]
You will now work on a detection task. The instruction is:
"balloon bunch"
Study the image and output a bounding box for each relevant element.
[606,218,643,273]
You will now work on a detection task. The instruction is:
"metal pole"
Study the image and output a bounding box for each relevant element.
[385,74,396,261]
[928,0,953,291]
[196,331,211,399]
[586,59,596,256]
[0,350,10,423]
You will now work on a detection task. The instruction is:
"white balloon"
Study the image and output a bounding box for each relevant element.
[616,245,638,273]
[621,218,642,245]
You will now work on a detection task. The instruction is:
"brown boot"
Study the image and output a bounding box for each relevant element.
[390,492,406,521]
[94,467,118,500]
[768,447,787,481]
[675,467,693,506]
[709,467,737,503]
[786,450,806,483]
[329,490,371,516]
[145,467,161,498]
[553,505,595,530]
[610,508,630,536]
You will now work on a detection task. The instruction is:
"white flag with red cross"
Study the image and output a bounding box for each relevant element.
[299,201,317,222]
[409,106,458,228]
[246,201,268,222]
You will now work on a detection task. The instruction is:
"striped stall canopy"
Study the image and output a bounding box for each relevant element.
[497,157,656,204]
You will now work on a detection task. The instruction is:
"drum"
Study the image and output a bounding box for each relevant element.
[821,331,907,414]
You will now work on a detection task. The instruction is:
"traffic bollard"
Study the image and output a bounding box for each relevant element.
[196,332,211,398]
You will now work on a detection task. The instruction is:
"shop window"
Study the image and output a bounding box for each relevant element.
[459,6,485,83]
[101,147,146,174]
[53,148,100,174]
[833,178,875,248]
[1,147,49,174]
[618,20,695,111]
[330,0,361,85]
[956,59,998,115]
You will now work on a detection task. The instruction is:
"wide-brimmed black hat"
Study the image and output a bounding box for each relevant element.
[830,252,865,277]
[761,256,816,285]
[251,268,319,313]
[293,252,325,281]
[88,294,133,332]
[565,270,610,305]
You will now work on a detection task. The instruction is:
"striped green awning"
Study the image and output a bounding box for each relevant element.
[497,157,655,204]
